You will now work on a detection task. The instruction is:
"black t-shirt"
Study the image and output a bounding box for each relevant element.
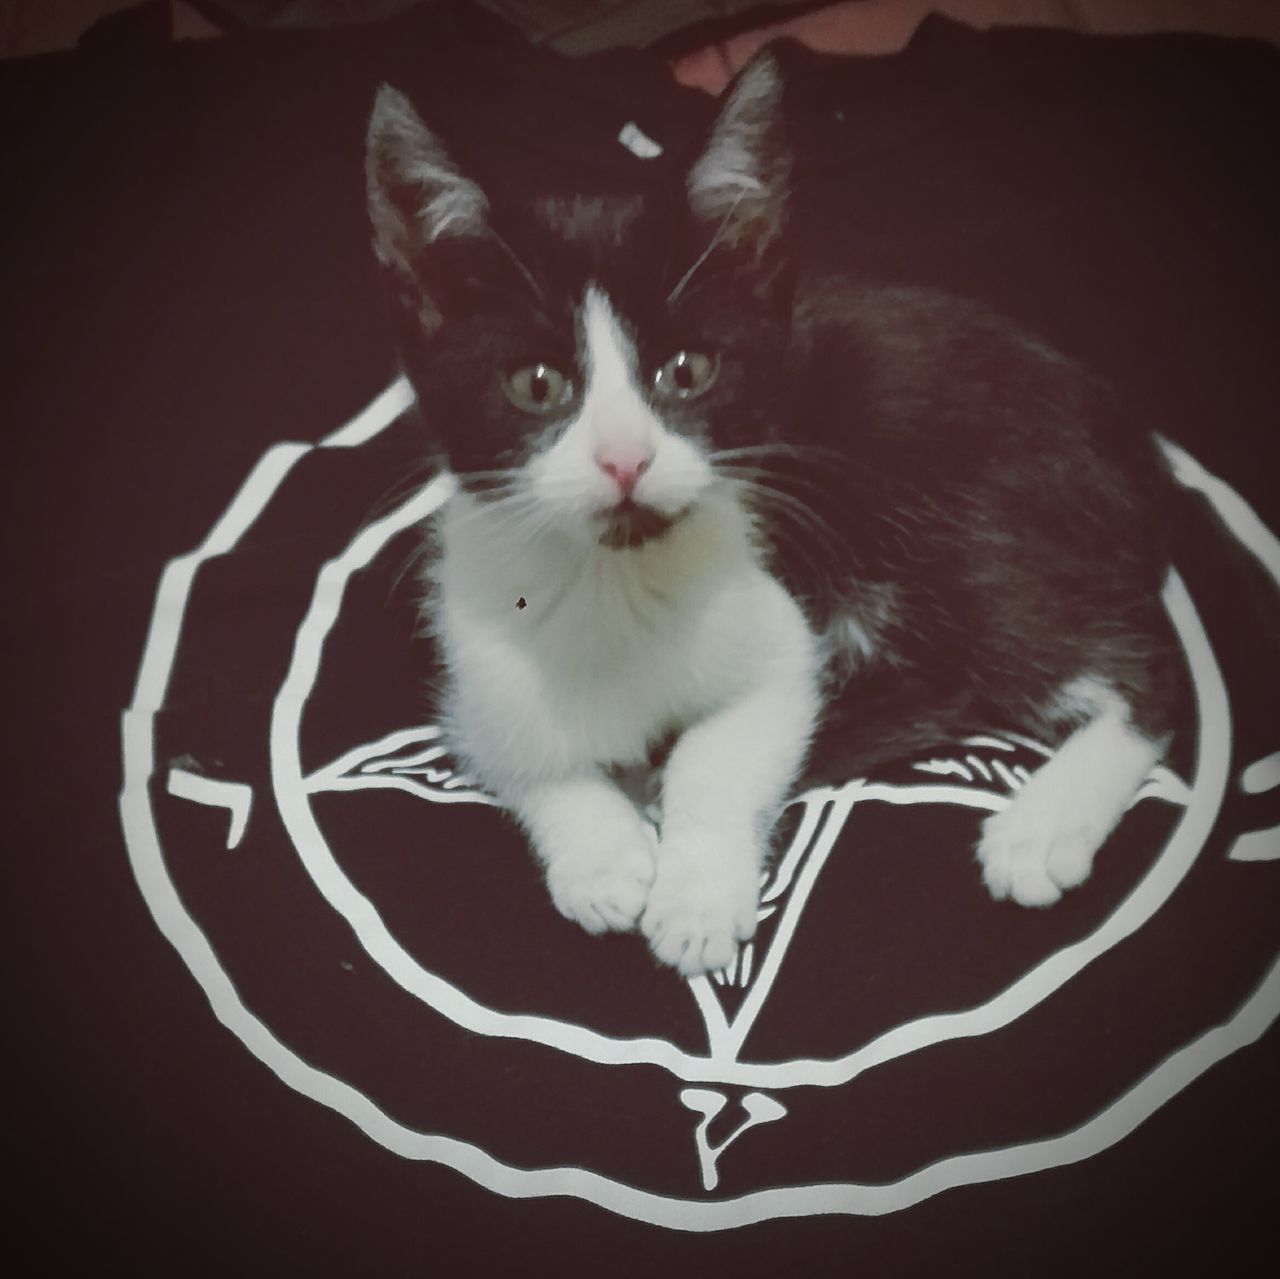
[6,5,1277,1273]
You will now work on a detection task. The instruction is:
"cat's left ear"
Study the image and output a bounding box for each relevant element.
[686,50,790,259]
[365,85,488,277]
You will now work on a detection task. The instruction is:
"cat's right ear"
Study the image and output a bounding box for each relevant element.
[365,85,488,278]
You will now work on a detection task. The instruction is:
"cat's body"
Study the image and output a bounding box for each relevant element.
[366,55,1178,974]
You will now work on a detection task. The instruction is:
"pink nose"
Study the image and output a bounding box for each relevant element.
[596,451,651,498]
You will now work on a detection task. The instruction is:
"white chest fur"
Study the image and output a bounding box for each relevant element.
[430,488,816,789]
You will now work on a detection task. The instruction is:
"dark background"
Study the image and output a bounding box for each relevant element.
[5,4,1277,1272]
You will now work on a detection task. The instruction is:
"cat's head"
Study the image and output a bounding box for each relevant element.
[365,54,793,549]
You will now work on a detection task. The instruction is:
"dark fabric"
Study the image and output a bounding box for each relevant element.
[7,4,1278,1272]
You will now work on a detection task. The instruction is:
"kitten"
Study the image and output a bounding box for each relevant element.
[365,54,1179,975]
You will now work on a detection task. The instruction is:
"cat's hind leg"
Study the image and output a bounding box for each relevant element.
[977,684,1163,907]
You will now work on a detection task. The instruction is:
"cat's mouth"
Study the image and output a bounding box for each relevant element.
[596,500,679,550]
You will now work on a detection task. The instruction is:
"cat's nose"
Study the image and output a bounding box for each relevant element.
[596,450,652,499]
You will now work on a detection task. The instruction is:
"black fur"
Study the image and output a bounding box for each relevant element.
[367,61,1180,783]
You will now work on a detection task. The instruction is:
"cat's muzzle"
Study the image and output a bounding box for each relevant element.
[596,500,676,550]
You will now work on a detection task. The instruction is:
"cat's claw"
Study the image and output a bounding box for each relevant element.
[545,829,657,935]
[977,805,1102,907]
[641,842,760,976]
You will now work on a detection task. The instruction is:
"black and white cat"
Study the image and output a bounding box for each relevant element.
[365,54,1179,975]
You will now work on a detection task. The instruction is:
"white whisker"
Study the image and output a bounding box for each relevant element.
[667,191,746,305]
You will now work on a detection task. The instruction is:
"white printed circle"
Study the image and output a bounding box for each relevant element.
[120,382,1280,1228]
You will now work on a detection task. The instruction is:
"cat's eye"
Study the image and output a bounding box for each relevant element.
[502,363,573,414]
[653,351,718,401]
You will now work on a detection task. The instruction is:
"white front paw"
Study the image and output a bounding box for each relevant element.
[641,836,761,976]
[978,803,1104,907]
[544,817,657,935]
